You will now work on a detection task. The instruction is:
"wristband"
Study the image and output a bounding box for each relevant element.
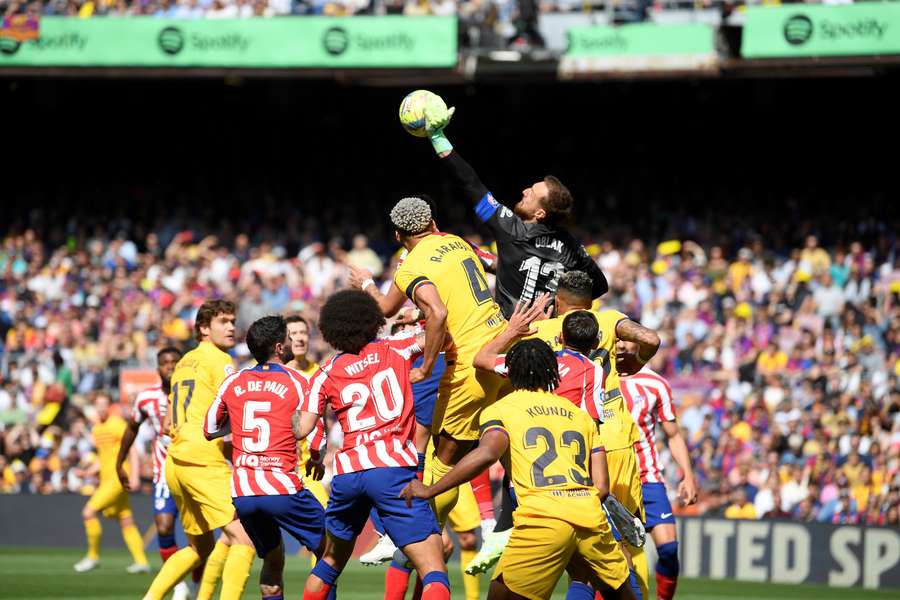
[361,279,375,291]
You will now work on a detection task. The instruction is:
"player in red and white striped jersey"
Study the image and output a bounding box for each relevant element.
[115,346,190,598]
[618,340,698,600]
[293,290,449,600]
[204,315,327,600]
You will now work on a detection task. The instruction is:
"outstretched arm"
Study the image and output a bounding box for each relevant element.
[348,265,407,318]
[473,295,551,372]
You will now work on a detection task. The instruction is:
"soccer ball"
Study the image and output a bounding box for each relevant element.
[398,90,445,138]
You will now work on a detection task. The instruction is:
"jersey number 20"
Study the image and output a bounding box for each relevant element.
[340,368,404,432]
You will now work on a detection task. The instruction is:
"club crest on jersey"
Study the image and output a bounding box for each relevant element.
[631,394,645,407]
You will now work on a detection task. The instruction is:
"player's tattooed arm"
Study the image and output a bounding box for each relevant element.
[292,410,321,441]
[399,429,509,506]
[410,283,448,383]
[615,318,661,369]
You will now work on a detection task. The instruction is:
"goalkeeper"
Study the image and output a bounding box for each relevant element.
[420,96,608,320]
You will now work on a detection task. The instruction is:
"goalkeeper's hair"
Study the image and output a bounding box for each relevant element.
[562,310,599,355]
[557,270,594,305]
[319,290,386,355]
[390,196,433,237]
[505,339,560,392]
[541,176,573,225]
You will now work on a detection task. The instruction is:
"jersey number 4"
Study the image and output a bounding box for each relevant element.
[462,257,492,305]
[524,426,591,488]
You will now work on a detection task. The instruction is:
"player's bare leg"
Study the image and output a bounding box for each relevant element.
[260,540,286,598]
[487,575,530,600]
[430,432,474,527]
[304,532,354,600]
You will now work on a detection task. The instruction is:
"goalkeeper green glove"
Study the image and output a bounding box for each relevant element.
[424,98,455,155]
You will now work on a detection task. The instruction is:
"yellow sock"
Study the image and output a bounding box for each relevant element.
[219,543,255,600]
[84,518,102,561]
[143,546,200,600]
[121,523,149,566]
[430,456,460,529]
[196,541,230,600]
[460,548,480,600]
[629,544,650,600]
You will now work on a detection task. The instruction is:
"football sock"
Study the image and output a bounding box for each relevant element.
[84,518,102,561]
[566,581,595,600]
[460,548,479,600]
[385,561,412,600]
[630,546,649,600]
[430,456,460,528]
[629,569,643,600]
[470,470,495,521]
[304,558,339,600]
[494,475,514,532]
[262,596,284,600]
[122,522,149,565]
[143,546,201,600]
[158,533,178,563]
[655,541,679,600]
[421,571,450,600]
[417,452,427,480]
[196,540,229,600]
[219,543,255,600]
[412,575,423,600]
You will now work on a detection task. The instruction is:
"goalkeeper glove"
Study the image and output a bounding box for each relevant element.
[424,97,455,155]
[602,495,646,548]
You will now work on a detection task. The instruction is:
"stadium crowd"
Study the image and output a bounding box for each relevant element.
[1,209,898,527]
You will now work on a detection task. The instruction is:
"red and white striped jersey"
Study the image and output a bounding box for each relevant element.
[306,337,422,476]
[621,367,677,484]
[132,384,169,484]
[205,363,309,497]
[283,364,327,458]
[492,349,605,421]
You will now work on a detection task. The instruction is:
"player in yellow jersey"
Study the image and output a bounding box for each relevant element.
[530,270,660,599]
[285,315,329,509]
[74,391,150,574]
[446,482,483,600]
[390,197,507,528]
[143,300,256,600]
[402,339,635,600]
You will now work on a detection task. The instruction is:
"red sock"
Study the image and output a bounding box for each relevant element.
[411,576,423,600]
[470,469,495,521]
[384,565,412,600]
[159,545,179,563]
[421,582,450,600]
[303,582,332,600]
[656,572,678,600]
[594,592,605,600]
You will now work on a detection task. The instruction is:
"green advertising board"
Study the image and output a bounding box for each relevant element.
[742,4,900,58]
[0,16,457,68]
[561,23,716,74]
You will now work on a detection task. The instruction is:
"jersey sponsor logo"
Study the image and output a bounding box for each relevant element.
[234,452,285,469]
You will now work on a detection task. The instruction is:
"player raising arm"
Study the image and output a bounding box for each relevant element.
[293,290,450,600]
[401,339,636,600]
[619,340,698,600]
[420,97,608,317]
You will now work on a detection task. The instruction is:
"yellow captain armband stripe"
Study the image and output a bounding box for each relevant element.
[404,276,433,300]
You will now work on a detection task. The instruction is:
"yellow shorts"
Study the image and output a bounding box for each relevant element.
[433,361,503,441]
[166,456,234,535]
[304,478,329,509]
[88,480,131,519]
[493,515,629,599]
[606,447,645,522]
[448,482,481,534]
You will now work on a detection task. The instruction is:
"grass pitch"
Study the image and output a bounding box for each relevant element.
[0,547,896,599]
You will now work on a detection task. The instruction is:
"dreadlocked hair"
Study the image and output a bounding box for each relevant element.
[505,339,560,392]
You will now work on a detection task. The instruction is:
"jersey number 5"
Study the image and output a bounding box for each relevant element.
[171,379,194,427]
[524,426,591,488]
[243,401,271,453]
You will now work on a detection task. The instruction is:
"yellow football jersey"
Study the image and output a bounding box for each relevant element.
[168,341,234,466]
[394,233,505,360]
[530,309,640,451]
[291,360,319,467]
[479,389,604,529]
[92,415,128,481]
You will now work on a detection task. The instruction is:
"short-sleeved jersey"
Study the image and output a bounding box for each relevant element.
[530,309,640,452]
[307,337,422,475]
[133,384,169,484]
[285,362,326,467]
[473,193,607,318]
[92,415,129,482]
[205,363,308,497]
[479,390,604,529]
[168,341,235,466]
[491,349,604,419]
[393,232,506,361]
[621,368,677,484]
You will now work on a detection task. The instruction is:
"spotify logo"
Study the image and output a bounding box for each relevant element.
[783,15,813,46]
[158,26,185,55]
[322,27,349,56]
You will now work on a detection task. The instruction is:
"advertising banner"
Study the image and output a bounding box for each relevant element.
[560,23,717,74]
[0,16,458,68]
[742,4,900,58]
